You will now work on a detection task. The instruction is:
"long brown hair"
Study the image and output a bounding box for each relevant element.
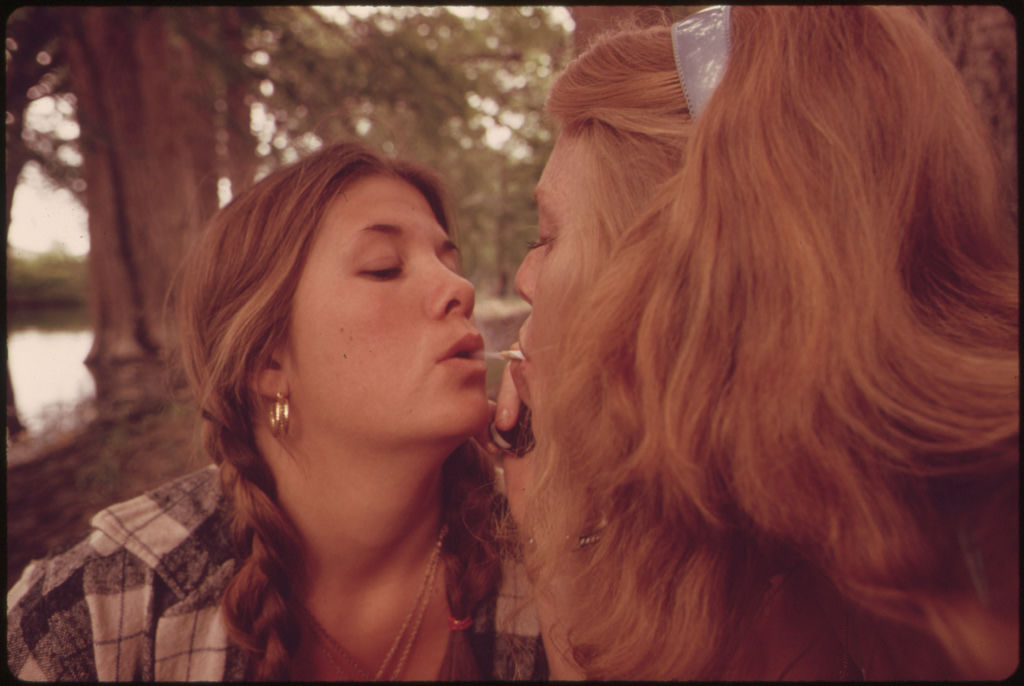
[526,6,1018,679]
[175,142,501,679]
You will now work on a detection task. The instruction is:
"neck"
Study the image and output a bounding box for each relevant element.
[257,427,453,600]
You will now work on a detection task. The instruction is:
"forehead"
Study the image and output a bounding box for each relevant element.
[535,135,588,218]
[323,175,445,240]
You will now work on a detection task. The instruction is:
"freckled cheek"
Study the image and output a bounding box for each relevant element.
[333,322,407,366]
[328,307,385,356]
[317,297,415,370]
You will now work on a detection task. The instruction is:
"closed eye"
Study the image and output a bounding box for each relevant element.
[363,267,402,280]
[525,236,555,251]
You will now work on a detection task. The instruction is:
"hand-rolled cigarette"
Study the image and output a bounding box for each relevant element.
[497,349,525,362]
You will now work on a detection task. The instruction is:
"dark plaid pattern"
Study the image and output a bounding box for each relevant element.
[7,465,546,681]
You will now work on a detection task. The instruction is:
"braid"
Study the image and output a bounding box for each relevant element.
[204,410,303,680]
[174,142,499,677]
[441,443,504,622]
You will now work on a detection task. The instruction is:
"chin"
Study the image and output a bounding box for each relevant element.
[464,401,492,435]
[440,399,490,442]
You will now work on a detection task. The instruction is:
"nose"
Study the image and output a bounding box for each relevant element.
[435,266,476,319]
[514,251,537,305]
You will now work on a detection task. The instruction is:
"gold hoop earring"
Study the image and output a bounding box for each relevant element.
[269,392,290,437]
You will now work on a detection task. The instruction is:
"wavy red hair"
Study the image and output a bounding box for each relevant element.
[526,6,1018,679]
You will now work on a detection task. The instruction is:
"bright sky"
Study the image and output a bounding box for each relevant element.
[8,90,89,256]
[7,6,574,259]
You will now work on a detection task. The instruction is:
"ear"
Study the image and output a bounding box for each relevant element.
[255,352,289,399]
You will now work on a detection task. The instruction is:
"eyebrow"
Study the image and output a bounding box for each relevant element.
[361,223,458,252]
[361,223,402,236]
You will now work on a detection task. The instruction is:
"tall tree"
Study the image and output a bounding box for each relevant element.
[61,7,218,416]
[9,6,571,421]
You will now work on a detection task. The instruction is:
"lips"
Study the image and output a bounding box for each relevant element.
[441,332,485,361]
[516,320,532,361]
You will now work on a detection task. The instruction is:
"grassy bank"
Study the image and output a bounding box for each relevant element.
[6,248,88,310]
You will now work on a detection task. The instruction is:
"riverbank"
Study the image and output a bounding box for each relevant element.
[6,395,98,469]
[6,248,88,311]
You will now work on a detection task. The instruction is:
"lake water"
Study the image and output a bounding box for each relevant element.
[7,312,95,437]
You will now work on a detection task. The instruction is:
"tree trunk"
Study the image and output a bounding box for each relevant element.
[6,359,27,440]
[61,7,218,417]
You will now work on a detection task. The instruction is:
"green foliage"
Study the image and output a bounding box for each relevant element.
[6,247,88,309]
[5,6,83,200]
[218,5,572,296]
[8,6,573,298]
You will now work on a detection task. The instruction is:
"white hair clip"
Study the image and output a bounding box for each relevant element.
[671,5,732,119]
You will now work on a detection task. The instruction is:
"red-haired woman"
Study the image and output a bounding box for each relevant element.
[495,5,1018,680]
[9,143,546,680]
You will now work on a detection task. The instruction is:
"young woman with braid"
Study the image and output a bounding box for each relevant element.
[8,142,547,680]
[492,5,1019,680]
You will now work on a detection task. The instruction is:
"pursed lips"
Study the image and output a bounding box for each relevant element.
[440,332,485,362]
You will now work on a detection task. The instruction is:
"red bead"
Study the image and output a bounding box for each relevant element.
[448,615,473,631]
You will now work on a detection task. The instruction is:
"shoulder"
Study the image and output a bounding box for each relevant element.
[7,465,239,680]
[87,464,233,597]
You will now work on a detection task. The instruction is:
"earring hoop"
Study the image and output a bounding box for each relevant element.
[269,392,290,436]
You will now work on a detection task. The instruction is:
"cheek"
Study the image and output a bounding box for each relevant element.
[532,254,576,333]
[524,269,572,395]
[298,300,396,372]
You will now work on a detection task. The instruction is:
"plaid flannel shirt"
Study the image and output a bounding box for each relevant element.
[7,465,547,681]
